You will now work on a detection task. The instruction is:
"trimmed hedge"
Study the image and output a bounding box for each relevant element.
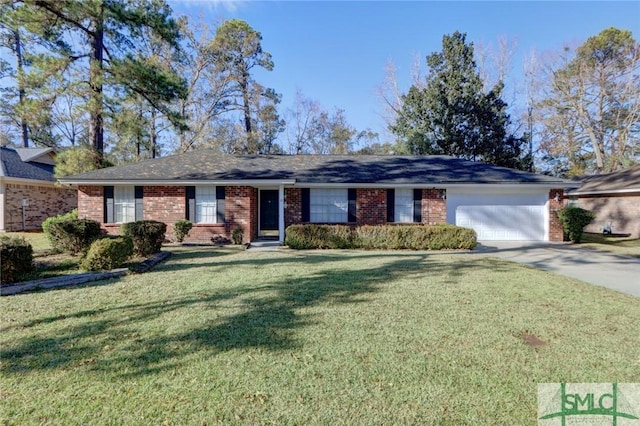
[284,224,354,249]
[557,206,596,243]
[1,236,34,284]
[42,209,78,253]
[81,236,134,271]
[121,220,166,256]
[285,224,477,250]
[47,218,102,255]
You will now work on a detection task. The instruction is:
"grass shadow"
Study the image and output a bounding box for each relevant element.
[0,249,509,377]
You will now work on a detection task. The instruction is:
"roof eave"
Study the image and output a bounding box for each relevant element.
[567,188,640,196]
[59,178,298,186]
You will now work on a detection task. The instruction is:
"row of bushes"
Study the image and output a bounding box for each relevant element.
[284,224,478,250]
[2,217,169,284]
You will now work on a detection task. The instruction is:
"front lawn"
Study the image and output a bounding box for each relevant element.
[3,231,51,251]
[1,247,638,425]
[580,232,640,257]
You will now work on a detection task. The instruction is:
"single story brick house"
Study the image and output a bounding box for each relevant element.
[59,151,575,243]
[1,146,77,232]
[567,164,640,237]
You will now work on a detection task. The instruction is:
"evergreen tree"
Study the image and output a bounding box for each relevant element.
[390,31,528,169]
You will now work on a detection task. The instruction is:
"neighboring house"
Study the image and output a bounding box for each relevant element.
[567,165,640,237]
[0,146,78,232]
[59,151,575,243]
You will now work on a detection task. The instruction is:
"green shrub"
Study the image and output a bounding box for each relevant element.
[47,218,102,255]
[557,207,596,243]
[1,236,34,284]
[173,220,193,243]
[121,220,166,256]
[286,224,477,250]
[285,224,355,249]
[81,236,134,271]
[42,209,78,253]
[232,226,244,245]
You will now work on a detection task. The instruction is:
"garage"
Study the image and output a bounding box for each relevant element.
[446,189,549,241]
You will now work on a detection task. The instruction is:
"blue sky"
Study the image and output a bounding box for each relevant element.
[169,1,640,144]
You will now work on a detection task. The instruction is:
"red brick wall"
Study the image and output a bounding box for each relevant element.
[78,185,104,223]
[2,182,77,231]
[285,188,302,227]
[577,193,640,238]
[423,189,447,225]
[77,185,256,243]
[356,189,386,225]
[225,186,257,243]
[548,189,565,242]
[144,186,185,223]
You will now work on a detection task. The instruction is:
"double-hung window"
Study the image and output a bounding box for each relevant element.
[310,188,348,223]
[394,188,414,223]
[186,186,225,224]
[114,186,135,223]
[105,186,142,223]
[387,188,421,223]
[195,186,217,224]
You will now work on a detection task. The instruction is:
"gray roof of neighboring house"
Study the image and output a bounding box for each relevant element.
[60,150,575,187]
[0,146,56,182]
[569,164,640,195]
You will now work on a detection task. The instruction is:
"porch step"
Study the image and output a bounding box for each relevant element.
[248,239,283,250]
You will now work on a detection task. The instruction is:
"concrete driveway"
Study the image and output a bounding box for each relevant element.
[474,242,640,297]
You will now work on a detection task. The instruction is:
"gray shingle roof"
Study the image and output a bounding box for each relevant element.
[0,147,56,182]
[569,165,640,194]
[60,150,574,186]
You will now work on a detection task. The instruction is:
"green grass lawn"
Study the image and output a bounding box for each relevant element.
[1,247,639,425]
[2,231,51,251]
[580,232,640,257]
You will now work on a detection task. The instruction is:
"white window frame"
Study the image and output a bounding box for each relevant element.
[114,186,135,223]
[310,188,348,223]
[394,188,414,223]
[196,186,217,224]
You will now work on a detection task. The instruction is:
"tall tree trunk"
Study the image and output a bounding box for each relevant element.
[89,12,104,155]
[150,108,157,158]
[240,72,257,153]
[13,22,28,147]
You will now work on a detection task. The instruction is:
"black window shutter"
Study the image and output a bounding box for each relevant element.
[348,188,357,223]
[413,189,422,223]
[186,186,195,222]
[135,186,143,221]
[387,189,395,223]
[216,186,225,224]
[104,186,114,223]
[301,188,310,222]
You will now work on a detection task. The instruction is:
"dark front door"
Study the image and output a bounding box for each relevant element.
[260,190,279,235]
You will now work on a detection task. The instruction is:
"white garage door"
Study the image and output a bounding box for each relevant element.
[447,190,548,241]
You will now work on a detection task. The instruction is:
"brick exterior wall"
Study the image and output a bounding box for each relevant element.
[548,189,565,242]
[577,193,640,238]
[2,182,77,231]
[76,184,565,242]
[423,189,447,225]
[78,185,104,223]
[356,189,386,225]
[225,186,257,243]
[78,185,256,243]
[284,188,302,227]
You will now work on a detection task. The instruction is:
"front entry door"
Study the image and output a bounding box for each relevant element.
[259,190,279,237]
